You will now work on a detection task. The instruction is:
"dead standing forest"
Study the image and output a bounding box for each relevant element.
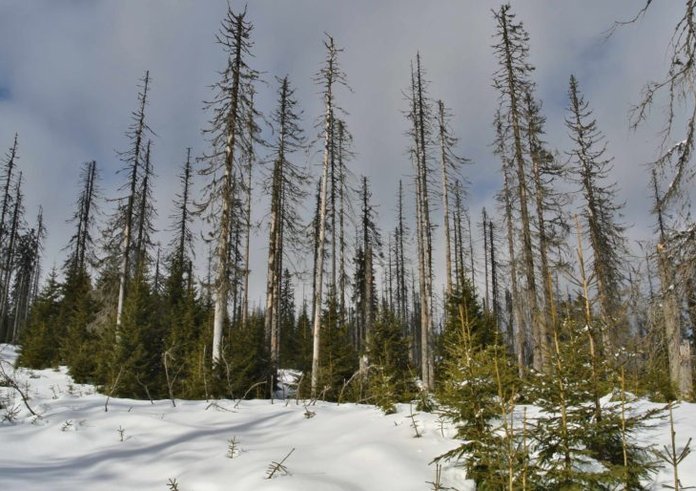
[2,2,696,488]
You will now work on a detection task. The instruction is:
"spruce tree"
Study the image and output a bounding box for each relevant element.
[9,214,43,343]
[525,90,568,367]
[529,318,658,489]
[492,4,542,371]
[162,148,199,399]
[17,269,62,369]
[264,75,307,379]
[115,71,153,328]
[0,172,24,342]
[566,74,628,353]
[352,176,380,353]
[311,34,349,397]
[435,278,520,488]
[365,309,415,414]
[495,109,527,375]
[199,5,258,365]
[58,162,100,381]
[437,99,469,302]
[0,136,19,328]
[407,53,436,390]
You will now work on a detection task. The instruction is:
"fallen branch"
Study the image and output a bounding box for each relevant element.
[233,380,267,409]
[0,359,40,418]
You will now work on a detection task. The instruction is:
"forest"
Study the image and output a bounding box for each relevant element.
[1,1,696,489]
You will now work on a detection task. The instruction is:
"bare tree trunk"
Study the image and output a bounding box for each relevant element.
[527,112,553,369]
[659,244,692,398]
[0,134,18,249]
[0,136,18,342]
[265,172,280,371]
[438,101,453,298]
[397,180,408,327]
[338,122,347,320]
[311,121,331,397]
[311,37,339,397]
[490,220,499,319]
[465,203,476,287]
[241,96,255,328]
[483,208,490,311]
[213,24,245,364]
[498,9,540,370]
[0,173,21,339]
[117,71,150,328]
[134,140,152,276]
[411,55,434,390]
[502,149,526,376]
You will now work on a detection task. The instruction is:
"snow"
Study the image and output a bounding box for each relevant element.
[2,342,696,490]
[0,344,465,491]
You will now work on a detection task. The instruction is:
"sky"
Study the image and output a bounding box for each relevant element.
[0,0,684,306]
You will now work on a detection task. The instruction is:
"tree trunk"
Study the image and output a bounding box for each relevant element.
[117,71,150,328]
[311,38,337,397]
[438,101,453,299]
[213,23,244,364]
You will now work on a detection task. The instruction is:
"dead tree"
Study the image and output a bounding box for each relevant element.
[199,6,258,364]
[407,53,435,389]
[265,76,306,377]
[492,4,541,371]
[115,71,152,328]
[566,75,628,353]
[311,35,348,397]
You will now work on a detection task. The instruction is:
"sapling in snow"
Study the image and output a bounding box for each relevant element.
[653,403,693,490]
[226,436,240,459]
[117,425,126,442]
[426,463,456,491]
[407,403,421,438]
[265,448,295,479]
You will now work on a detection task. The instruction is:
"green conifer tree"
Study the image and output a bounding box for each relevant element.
[17,269,61,368]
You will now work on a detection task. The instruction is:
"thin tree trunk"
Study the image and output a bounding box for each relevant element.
[117,71,149,328]
[412,55,434,389]
[311,38,337,396]
[0,173,21,340]
[242,97,254,328]
[438,100,453,298]
[500,14,539,370]
[483,208,490,311]
[490,220,499,319]
[213,24,244,364]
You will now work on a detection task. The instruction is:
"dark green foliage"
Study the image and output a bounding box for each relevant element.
[108,274,163,398]
[277,271,301,369]
[59,268,99,383]
[212,312,272,399]
[313,296,357,401]
[437,278,500,361]
[287,301,313,373]
[435,280,522,488]
[529,320,659,490]
[365,309,415,413]
[17,270,62,368]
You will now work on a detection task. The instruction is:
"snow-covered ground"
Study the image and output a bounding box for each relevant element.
[1,343,695,490]
[0,344,464,490]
